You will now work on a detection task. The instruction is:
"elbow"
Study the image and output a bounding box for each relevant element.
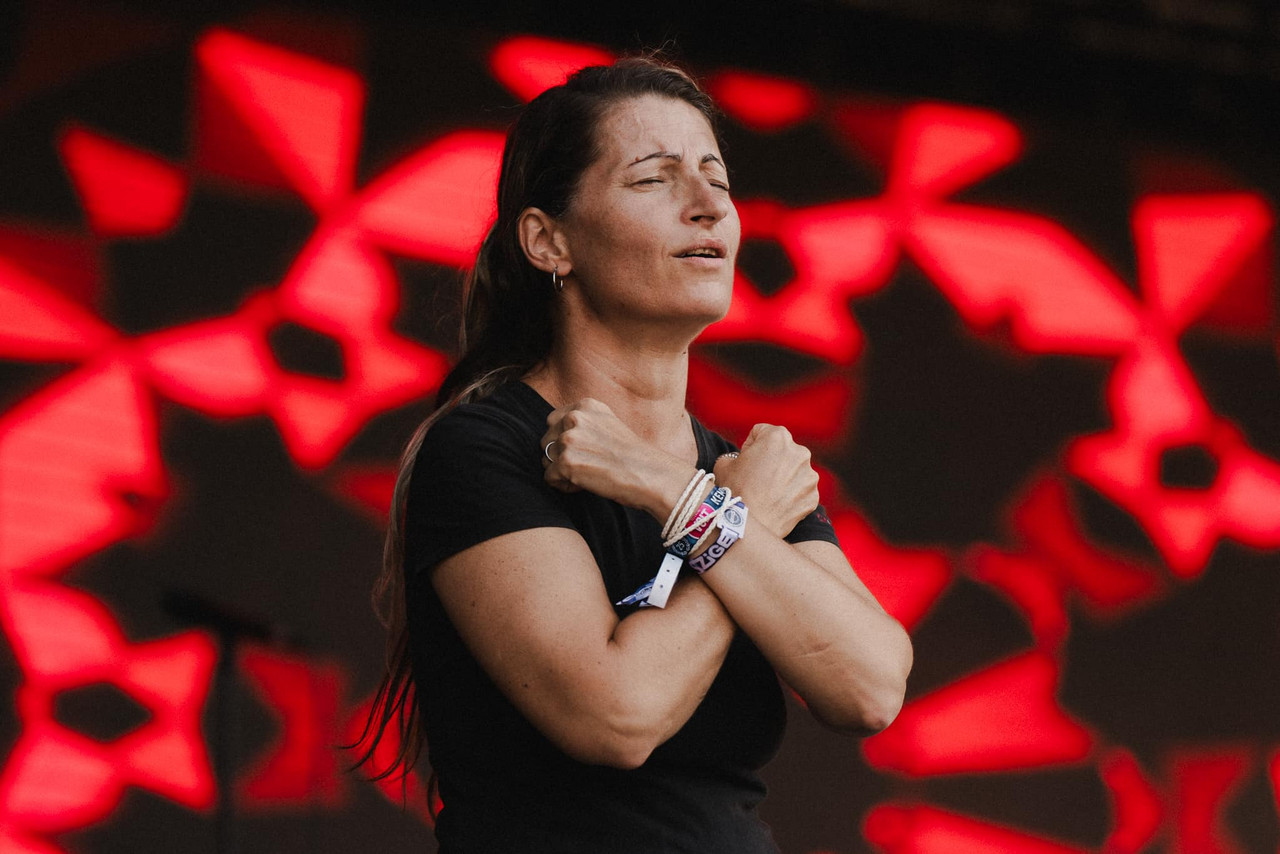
[853,684,907,735]
[819,627,913,736]
[574,738,655,771]
[872,630,913,731]
[558,726,656,770]
[550,689,670,770]
[815,686,904,736]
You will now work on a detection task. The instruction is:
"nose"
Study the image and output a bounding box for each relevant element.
[685,176,731,225]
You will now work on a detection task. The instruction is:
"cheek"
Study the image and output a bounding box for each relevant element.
[725,206,742,255]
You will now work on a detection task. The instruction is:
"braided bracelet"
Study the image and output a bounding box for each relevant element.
[665,486,729,555]
[661,469,714,543]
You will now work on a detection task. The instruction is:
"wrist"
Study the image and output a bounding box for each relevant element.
[639,457,707,523]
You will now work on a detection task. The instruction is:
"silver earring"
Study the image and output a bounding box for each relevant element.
[551,265,564,292]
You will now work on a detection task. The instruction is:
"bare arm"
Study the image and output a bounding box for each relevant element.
[430,400,738,769]
[432,527,735,769]
[698,532,911,733]
[534,403,911,736]
[702,427,913,734]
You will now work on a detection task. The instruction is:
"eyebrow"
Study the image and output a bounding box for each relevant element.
[626,151,725,168]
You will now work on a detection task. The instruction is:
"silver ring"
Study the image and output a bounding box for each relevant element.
[718,452,739,461]
[544,440,560,463]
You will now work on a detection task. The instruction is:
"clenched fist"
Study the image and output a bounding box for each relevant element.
[712,424,819,538]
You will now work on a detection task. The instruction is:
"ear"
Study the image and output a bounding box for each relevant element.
[517,207,572,277]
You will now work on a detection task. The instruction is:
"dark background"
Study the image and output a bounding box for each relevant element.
[1,2,1279,852]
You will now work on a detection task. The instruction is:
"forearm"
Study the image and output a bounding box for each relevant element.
[434,523,736,770]
[593,575,736,760]
[698,523,912,733]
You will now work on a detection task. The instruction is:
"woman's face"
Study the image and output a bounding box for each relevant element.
[559,94,740,331]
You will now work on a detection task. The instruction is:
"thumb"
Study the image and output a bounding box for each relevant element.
[713,451,739,479]
[740,423,770,450]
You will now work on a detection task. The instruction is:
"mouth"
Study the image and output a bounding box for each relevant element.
[674,239,728,260]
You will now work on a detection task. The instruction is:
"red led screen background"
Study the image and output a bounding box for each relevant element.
[1,6,1278,853]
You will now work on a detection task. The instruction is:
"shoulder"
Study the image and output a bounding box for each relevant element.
[429,382,547,443]
[409,381,558,512]
[418,381,551,466]
[404,381,573,577]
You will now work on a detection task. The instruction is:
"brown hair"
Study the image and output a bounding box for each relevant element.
[351,55,721,793]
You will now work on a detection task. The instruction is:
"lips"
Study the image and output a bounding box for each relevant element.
[674,238,728,259]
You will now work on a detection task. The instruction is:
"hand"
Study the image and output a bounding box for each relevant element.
[541,398,693,519]
[712,424,819,538]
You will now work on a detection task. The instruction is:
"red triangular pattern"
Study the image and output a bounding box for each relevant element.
[865,803,1091,854]
[0,359,165,580]
[892,104,1022,199]
[194,63,296,193]
[707,70,818,132]
[1195,237,1274,334]
[862,651,1093,776]
[0,258,117,361]
[687,355,857,447]
[236,647,346,806]
[829,98,907,174]
[910,206,1142,355]
[488,36,615,102]
[353,131,504,267]
[1133,193,1273,333]
[0,227,101,307]
[833,512,952,631]
[194,29,363,210]
[137,315,274,416]
[279,231,397,329]
[59,126,188,237]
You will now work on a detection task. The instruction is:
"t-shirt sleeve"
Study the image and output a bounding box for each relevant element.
[785,504,841,548]
[403,406,577,582]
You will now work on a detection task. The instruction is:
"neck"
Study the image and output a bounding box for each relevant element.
[526,322,694,453]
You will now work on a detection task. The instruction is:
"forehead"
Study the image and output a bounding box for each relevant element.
[594,95,721,165]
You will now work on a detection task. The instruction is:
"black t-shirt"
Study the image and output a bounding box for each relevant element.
[404,380,840,854]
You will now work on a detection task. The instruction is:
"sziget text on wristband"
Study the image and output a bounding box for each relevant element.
[666,486,728,557]
[614,493,747,609]
[687,498,748,574]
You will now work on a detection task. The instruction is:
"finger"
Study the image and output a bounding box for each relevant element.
[542,457,582,494]
[713,451,738,478]
[541,438,563,469]
[539,425,564,470]
[572,396,616,416]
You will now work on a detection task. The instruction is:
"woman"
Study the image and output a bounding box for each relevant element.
[360,57,912,853]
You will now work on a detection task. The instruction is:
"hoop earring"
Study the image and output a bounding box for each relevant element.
[551,265,564,293]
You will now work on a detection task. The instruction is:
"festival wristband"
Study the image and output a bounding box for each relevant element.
[667,486,728,557]
[615,490,741,609]
[687,499,748,575]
